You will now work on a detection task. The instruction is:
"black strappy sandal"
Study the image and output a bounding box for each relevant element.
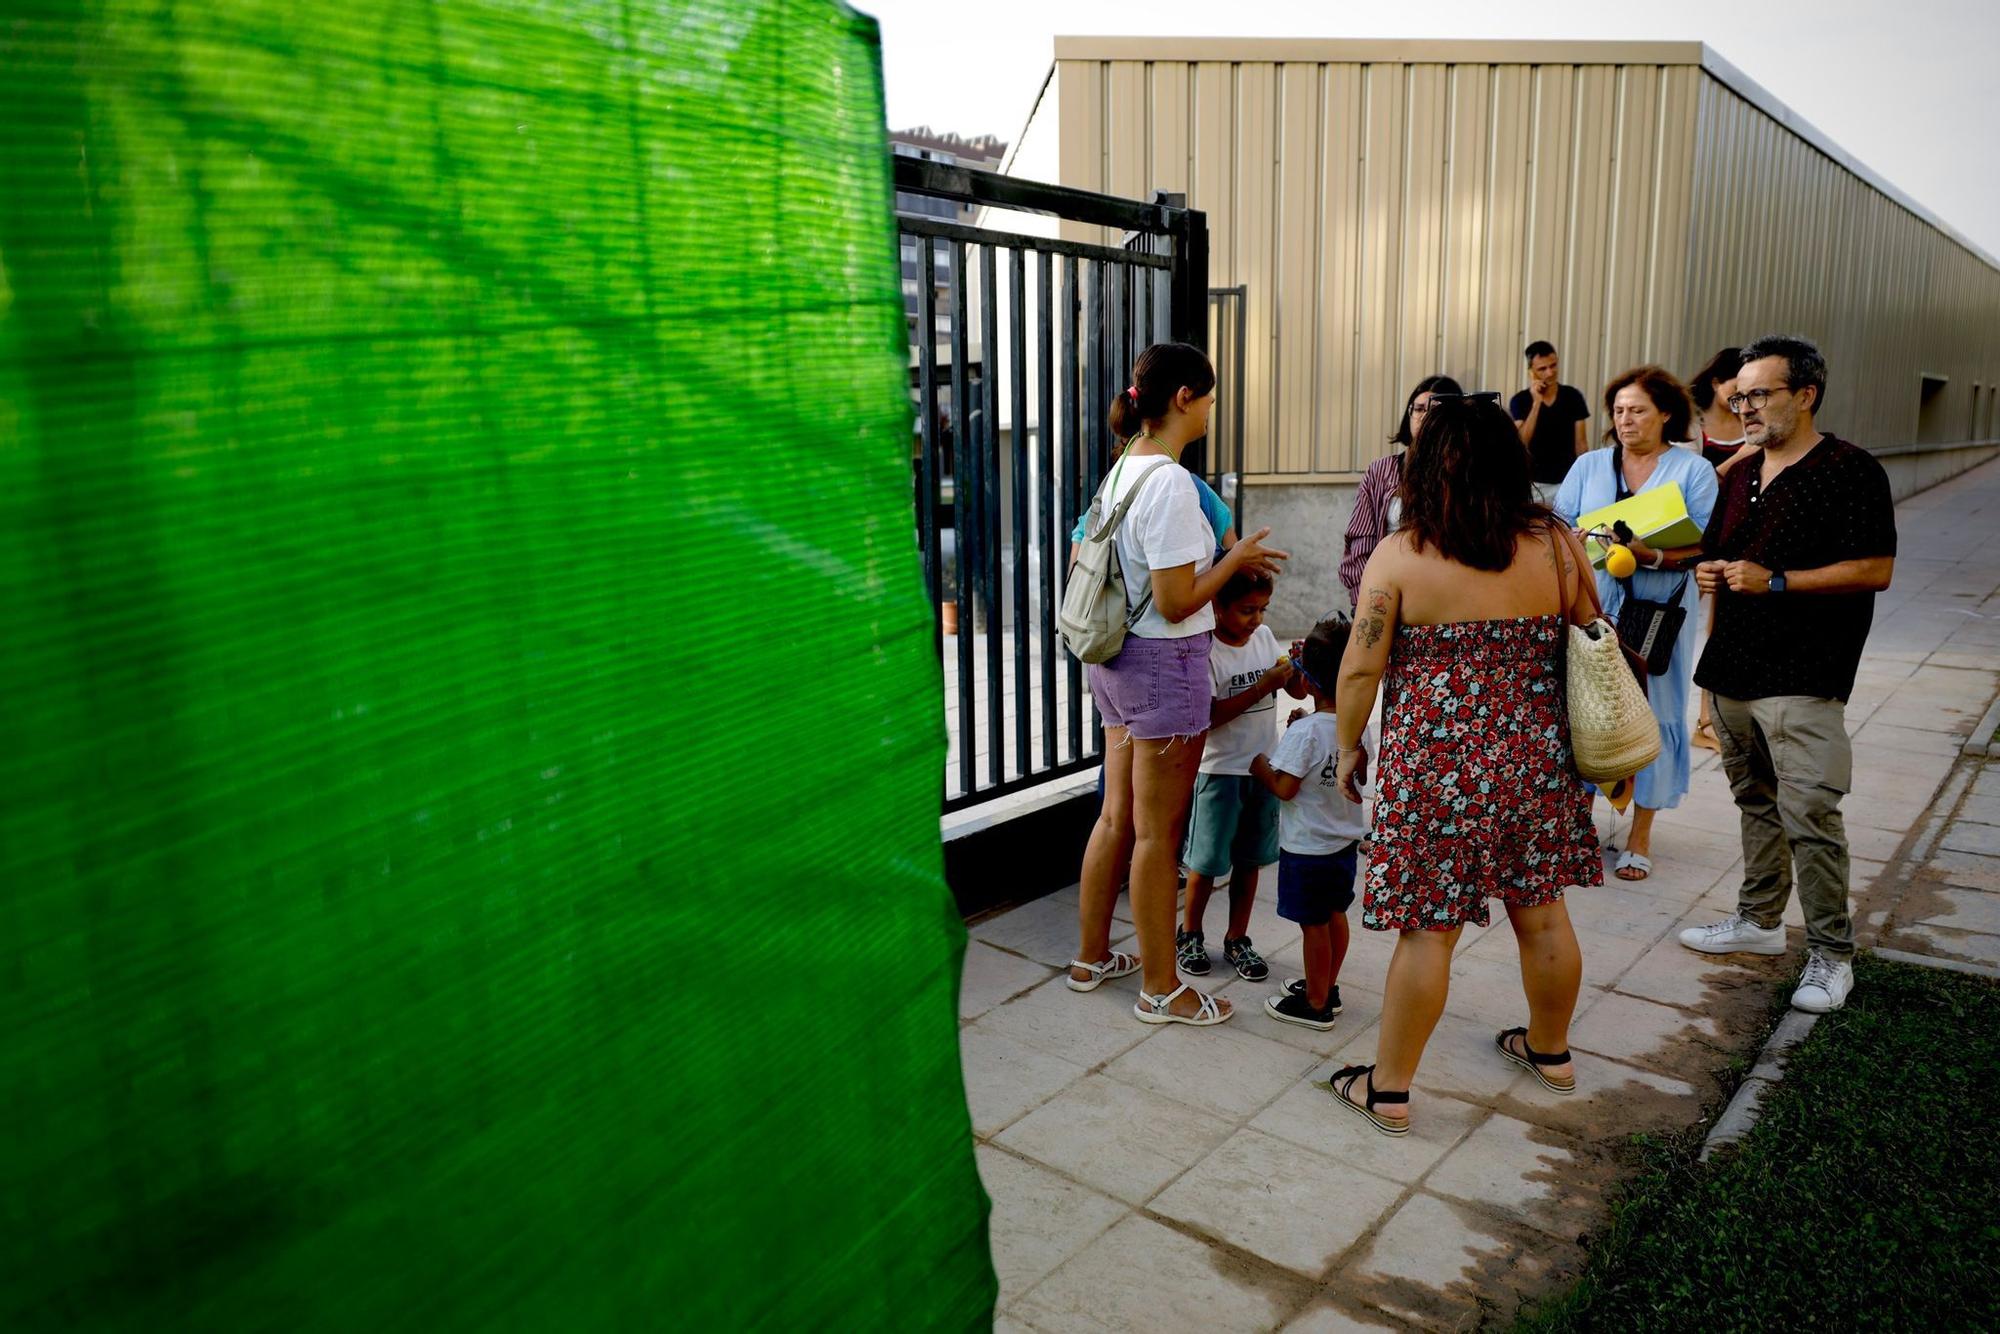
[1495,1027,1577,1095]
[1325,1064,1410,1137]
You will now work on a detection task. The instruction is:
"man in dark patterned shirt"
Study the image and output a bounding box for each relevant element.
[1678,334,1896,1015]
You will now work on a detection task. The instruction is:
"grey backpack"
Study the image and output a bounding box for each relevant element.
[1057,456,1173,664]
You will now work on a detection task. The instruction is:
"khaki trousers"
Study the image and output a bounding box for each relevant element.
[1708,693,1855,958]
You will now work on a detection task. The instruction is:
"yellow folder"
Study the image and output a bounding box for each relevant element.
[1576,482,1704,569]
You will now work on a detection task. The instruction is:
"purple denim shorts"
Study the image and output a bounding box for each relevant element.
[1088,632,1213,740]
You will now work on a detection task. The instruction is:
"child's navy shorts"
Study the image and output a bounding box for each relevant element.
[1276,844,1358,926]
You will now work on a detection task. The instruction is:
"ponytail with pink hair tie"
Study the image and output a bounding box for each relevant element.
[1125,385,1139,402]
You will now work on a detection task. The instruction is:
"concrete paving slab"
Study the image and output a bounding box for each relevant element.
[968,974,1160,1069]
[1489,1058,1708,1140]
[1421,1113,1606,1242]
[1338,1190,1585,1330]
[1335,1012,1528,1107]
[1010,1213,1310,1334]
[1941,820,2000,857]
[1891,921,2000,968]
[1924,847,2000,891]
[960,1028,1091,1137]
[1567,990,1724,1076]
[1150,1127,1408,1279]
[1276,1299,1408,1332]
[975,1145,1129,1307]
[961,940,1063,1020]
[994,1073,1234,1206]
[1905,883,2000,935]
[1104,1020,1319,1121]
[1250,1078,1487,1186]
[972,892,1135,968]
[1957,794,2000,827]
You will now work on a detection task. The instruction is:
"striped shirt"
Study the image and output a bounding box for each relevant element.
[1338,451,1404,610]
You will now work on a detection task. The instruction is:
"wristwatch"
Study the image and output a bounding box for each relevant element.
[1768,568,1787,594]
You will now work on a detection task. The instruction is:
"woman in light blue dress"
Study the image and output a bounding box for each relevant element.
[1554,367,1719,881]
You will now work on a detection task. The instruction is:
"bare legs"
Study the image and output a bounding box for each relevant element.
[1505,899,1581,1084]
[1368,897,1583,1120]
[1300,914,1350,1009]
[1368,928,1459,1125]
[1075,731,1136,972]
[1074,730,1226,1020]
[1183,864,1259,941]
[1619,806,1658,878]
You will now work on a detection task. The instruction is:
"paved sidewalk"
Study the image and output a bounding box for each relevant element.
[959,457,2000,1331]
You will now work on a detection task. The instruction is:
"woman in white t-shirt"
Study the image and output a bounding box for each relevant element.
[1066,343,1288,1027]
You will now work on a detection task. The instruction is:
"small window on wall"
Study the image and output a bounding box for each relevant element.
[1917,374,1949,445]
[1971,385,1983,442]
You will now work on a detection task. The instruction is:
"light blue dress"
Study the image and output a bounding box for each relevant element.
[1554,446,1719,811]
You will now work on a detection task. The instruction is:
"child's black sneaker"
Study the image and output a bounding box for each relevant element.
[1176,929,1211,976]
[1282,978,1342,1015]
[1264,990,1339,1030]
[1223,935,1268,981]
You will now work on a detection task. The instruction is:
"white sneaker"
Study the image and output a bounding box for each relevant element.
[1790,949,1855,1013]
[1677,914,1787,956]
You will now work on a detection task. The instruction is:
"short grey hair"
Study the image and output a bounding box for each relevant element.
[1741,333,1828,414]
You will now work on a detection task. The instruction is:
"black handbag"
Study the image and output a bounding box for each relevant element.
[1602,443,1688,676]
[1616,573,1689,676]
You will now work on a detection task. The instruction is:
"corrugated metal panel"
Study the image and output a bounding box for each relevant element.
[1682,72,2000,447]
[1050,45,1999,477]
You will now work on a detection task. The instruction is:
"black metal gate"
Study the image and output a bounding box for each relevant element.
[896,158,1209,813]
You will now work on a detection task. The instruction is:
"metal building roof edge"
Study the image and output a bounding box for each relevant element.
[1046,35,1999,274]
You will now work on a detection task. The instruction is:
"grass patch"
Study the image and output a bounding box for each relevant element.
[1520,954,2000,1330]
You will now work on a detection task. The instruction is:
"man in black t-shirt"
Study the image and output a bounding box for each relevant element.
[1678,334,1896,1017]
[1508,340,1590,494]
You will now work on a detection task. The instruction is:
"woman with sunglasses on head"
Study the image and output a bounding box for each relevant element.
[1554,367,1720,881]
[1325,397,1603,1136]
[1337,376,1463,612]
[1068,342,1289,1027]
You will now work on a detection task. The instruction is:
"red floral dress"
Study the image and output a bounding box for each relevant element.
[1363,616,1602,931]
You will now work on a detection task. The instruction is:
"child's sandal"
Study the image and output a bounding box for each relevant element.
[1494,1027,1578,1094]
[1326,1064,1410,1137]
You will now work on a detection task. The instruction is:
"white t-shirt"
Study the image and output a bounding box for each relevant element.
[1269,712,1376,855]
[1200,626,1283,775]
[1095,454,1214,639]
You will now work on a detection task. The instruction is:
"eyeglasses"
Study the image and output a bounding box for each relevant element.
[1725,386,1790,414]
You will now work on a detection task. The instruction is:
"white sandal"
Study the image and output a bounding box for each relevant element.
[1066,950,1140,992]
[1134,982,1230,1026]
[1614,849,1653,881]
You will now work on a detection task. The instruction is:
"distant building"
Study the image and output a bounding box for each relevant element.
[1013,37,2000,625]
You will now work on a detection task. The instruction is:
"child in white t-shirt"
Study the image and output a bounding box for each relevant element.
[1176,569,1302,981]
[1250,614,1374,1030]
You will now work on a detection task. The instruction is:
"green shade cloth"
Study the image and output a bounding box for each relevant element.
[0,1,992,1327]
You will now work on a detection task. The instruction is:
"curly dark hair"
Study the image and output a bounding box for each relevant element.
[1396,397,1549,571]
[1601,365,1694,445]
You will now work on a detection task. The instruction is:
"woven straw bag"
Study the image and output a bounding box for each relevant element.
[1554,527,1661,783]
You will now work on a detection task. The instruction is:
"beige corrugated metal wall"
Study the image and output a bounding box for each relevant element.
[1684,73,2000,449]
[1046,38,2000,482]
[1052,40,1704,480]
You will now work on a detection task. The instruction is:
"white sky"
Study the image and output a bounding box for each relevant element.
[856,0,2000,262]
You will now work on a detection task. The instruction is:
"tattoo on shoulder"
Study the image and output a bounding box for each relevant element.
[1357,614,1385,649]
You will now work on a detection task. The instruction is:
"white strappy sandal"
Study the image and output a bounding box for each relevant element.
[1134,983,1231,1026]
[1065,950,1140,992]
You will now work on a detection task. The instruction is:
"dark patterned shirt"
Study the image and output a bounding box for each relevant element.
[1694,435,1897,702]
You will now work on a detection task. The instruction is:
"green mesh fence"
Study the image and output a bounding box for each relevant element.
[0,2,992,1328]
